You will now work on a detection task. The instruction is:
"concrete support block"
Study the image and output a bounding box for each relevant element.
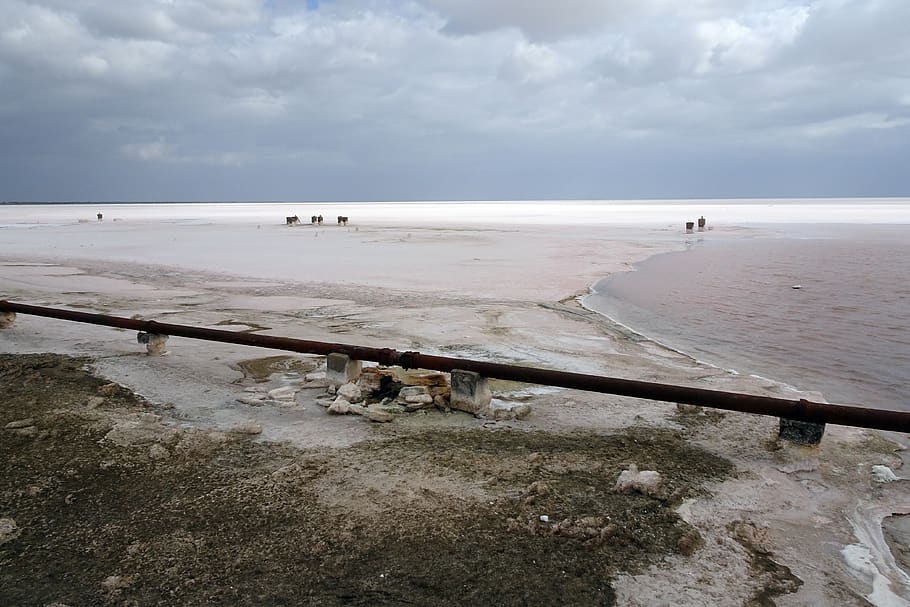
[326,353,362,386]
[779,418,826,445]
[450,369,492,415]
[137,332,169,356]
[0,311,16,328]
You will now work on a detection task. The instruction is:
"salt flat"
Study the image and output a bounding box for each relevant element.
[1,204,908,606]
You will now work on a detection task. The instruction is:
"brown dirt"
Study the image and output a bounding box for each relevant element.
[1,353,733,606]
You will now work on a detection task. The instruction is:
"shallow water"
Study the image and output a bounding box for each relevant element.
[585,224,910,411]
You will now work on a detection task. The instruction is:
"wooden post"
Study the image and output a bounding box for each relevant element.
[137,332,169,356]
[0,311,16,328]
[779,418,826,445]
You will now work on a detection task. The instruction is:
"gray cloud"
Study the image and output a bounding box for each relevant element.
[0,0,907,201]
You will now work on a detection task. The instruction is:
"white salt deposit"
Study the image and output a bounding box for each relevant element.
[842,544,910,607]
[2,199,909,605]
[872,466,901,483]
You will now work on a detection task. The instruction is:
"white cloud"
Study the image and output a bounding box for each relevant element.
[121,139,250,166]
[121,140,173,161]
[1,0,909,200]
[800,112,910,138]
[694,6,810,75]
[498,41,569,85]
[417,0,630,40]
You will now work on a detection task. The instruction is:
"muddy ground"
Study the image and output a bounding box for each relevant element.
[0,352,745,606]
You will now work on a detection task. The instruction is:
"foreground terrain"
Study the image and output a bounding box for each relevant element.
[0,352,749,606]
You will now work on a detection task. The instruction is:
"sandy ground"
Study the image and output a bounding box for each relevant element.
[1,215,909,606]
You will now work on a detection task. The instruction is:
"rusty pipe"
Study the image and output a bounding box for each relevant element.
[1,299,908,433]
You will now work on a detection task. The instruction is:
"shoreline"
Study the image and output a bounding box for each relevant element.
[577,252,811,397]
[582,225,910,412]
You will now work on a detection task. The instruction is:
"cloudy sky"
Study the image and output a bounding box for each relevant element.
[1,0,908,201]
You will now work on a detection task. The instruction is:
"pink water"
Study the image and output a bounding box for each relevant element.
[586,224,910,411]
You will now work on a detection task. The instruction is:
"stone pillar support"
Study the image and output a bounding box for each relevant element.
[0,311,16,328]
[137,332,169,356]
[450,369,492,416]
[779,418,825,445]
[326,352,362,386]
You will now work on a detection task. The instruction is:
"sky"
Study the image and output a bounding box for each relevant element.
[1,0,908,202]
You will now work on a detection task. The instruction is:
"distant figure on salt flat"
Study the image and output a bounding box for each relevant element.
[96,212,103,222]
[317,214,323,225]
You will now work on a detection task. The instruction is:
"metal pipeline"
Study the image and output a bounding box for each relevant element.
[1,299,908,433]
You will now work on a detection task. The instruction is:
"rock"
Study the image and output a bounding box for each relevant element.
[399,370,448,387]
[450,370,492,415]
[779,418,826,445]
[512,404,532,420]
[326,384,337,396]
[206,431,229,444]
[550,517,614,543]
[399,386,434,410]
[97,383,120,396]
[677,528,704,556]
[490,408,511,421]
[101,575,132,592]
[5,418,35,429]
[0,518,19,544]
[337,382,363,403]
[614,464,664,498]
[375,402,407,415]
[484,403,532,421]
[398,385,430,400]
[404,394,433,405]
[357,367,385,393]
[86,396,105,409]
[577,516,604,528]
[103,414,167,447]
[141,333,169,356]
[730,521,772,554]
[328,398,351,415]
[305,371,326,381]
[148,444,170,460]
[433,395,448,409]
[349,405,393,423]
[326,353,362,386]
[363,409,394,423]
[526,480,551,496]
[267,386,297,401]
[228,421,262,435]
